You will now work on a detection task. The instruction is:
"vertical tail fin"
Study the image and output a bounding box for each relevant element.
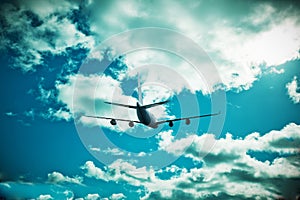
[138,73,143,105]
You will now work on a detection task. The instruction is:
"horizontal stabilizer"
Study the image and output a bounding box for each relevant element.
[141,100,169,109]
[104,101,137,109]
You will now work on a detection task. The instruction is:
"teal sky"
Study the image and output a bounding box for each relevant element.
[0,0,300,199]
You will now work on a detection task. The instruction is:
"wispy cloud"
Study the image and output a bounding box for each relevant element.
[47,171,83,185]
[37,194,53,200]
[5,112,17,116]
[286,76,300,104]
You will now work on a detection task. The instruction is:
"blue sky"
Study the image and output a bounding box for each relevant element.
[0,0,300,199]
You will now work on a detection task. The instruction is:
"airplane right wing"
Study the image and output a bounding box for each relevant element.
[156,112,220,127]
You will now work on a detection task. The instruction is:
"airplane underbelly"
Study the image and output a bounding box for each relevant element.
[137,109,151,125]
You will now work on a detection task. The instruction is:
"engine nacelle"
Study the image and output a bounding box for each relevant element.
[185,118,190,125]
[129,121,134,127]
[110,119,117,125]
[169,121,174,127]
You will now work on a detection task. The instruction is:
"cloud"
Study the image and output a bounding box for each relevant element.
[81,161,109,181]
[55,72,171,129]
[103,148,125,156]
[47,171,83,185]
[87,1,300,93]
[286,76,300,104]
[37,194,53,200]
[0,183,11,188]
[5,112,17,116]
[110,193,126,200]
[85,193,100,200]
[90,147,101,152]
[82,159,155,187]
[0,1,94,72]
[2,0,299,95]
[55,73,136,129]
[156,130,174,150]
[82,123,300,199]
[41,108,72,122]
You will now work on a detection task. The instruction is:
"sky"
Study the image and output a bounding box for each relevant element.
[0,0,300,199]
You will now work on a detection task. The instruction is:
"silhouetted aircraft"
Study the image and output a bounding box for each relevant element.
[85,74,219,128]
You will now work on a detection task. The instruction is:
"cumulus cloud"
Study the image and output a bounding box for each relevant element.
[0,1,94,72]
[37,194,53,200]
[55,72,171,129]
[110,193,126,200]
[55,73,136,129]
[162,2,300,92]
[85,193,100,200]
[82,123,300,199]
[1,0,299,95]
[47,171,83,185]
[82,159,155,186]
[86,1,300,93]
[286,76,300,103]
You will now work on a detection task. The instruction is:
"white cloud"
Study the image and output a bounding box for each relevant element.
[81,161,109,181]
[55,73,136,129]
[103,148,125,156]
[200,16,300,91]
[47,171,83,185]
[156,130,174,150]
[52,108,72,121]
[82,159,155,187]
[0,1,94,72]
[88,1,299,93]
[17,0,77,18]
[0,183,11,188]
[268,68,285,74]
[41,107,72,122]
[63,190,74,200]
[5,112,17,116]
[124,50,211,95]
[286,76,300,104]
[2,1,299,94]
[161,123,300,164]
[90,147,101,152]
[110,193,126,200]
[55,73,172,130]
[82,123,300,199]
[37,194,53,200]
[85,193,100,200]
[161,2,300,92]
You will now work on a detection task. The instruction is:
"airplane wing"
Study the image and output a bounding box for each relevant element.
[141,100,170,109]
[104,101,137,109]
[156,112,220,125]
[83,115,142,123]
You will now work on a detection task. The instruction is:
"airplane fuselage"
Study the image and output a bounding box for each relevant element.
[136,102,158,128]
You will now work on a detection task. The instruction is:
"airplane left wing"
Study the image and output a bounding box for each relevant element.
[83,115,142,127]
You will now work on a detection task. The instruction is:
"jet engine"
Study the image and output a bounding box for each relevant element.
[129,121,134,127]
[110,119,117,125]
[169,121,173,127]
[185,118,190,125]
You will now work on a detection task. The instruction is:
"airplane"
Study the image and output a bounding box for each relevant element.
[84,75,220,129]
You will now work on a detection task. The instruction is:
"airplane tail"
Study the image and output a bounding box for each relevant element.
[104,73,169,109]
[138,73,143,106]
